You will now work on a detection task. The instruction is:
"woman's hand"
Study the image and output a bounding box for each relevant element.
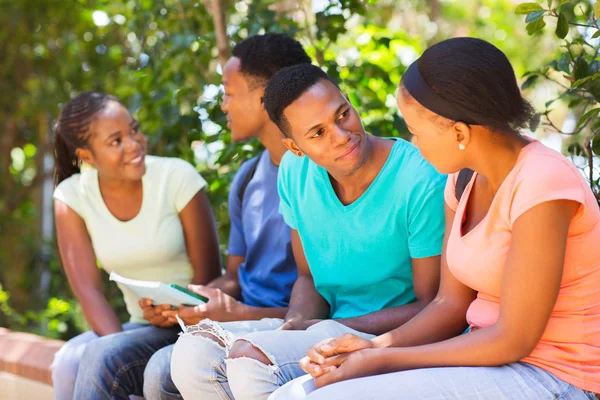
[163,285,245,324]
[139,299,177,328]
[312,348,387,388]
[300,333,374,377]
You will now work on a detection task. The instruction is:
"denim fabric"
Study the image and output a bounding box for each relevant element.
[51,323,142,400]
[171,318,284,400]
[271,362,598,400]
[144,344,181,400]
[227,320,374,400]
[171,319,373,400]
[70,325,180,400]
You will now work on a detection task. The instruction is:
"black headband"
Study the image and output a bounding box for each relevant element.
[401,60,477,125]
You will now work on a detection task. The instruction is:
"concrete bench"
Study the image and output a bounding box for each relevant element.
[0,328,62,400]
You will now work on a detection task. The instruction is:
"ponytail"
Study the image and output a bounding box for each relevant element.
[53,91,119,185]
[54,128,81,185]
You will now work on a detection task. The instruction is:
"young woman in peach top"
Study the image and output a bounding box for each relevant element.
[271,37,600,400]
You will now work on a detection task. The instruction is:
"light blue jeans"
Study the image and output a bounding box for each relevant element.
[52,323,180,400]
[170,319,374,400]
[51,323,141,400]
[270,362,598,400]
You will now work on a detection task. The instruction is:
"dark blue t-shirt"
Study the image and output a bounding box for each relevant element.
[228,150,297,308]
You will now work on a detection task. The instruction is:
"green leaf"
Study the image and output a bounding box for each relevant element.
[555,12,569,38]
[573,76,592,87]
[557,54,571,73]
[592,135,600,156]
[587,79,600,102]
[559,0,571,5]
[521,74,539,89]
[378,37,392,48]
[568,98,584,108]
[593,30,600,39]
[526,17,547,35]
[595,2,600,20]
[575,108,600,130]
[516,2,544,14]
[575,57,590,80]
[526,10,546,22]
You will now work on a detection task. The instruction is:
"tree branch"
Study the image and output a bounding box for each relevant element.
[300,0,326,66]
[203,0,231,67]
[585,136,595,192]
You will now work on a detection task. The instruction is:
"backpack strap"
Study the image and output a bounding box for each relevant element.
[455,168,474,202]
[237,154,261,203]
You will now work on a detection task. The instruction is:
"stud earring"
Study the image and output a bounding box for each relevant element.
[458,144,466,151]
[296,152,304,157]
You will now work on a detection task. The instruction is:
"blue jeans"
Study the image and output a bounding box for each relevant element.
[270,362,598,400]
[52,323,141,400]
[171,319,374,400]
[68,324,180,400]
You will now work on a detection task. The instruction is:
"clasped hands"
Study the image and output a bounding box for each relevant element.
[139,284,243,327]
[299,333,386,388]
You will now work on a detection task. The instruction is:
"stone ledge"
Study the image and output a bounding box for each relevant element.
[0,328,64,385]
[0,371,54,400]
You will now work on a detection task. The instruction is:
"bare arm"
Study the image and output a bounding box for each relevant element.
[313,200,579,387]
[54,200,122,336]
[301,205,472,375]
[372,204,476,348]
[179,189,222,285]
[367,199,578,374]
[284,229,330,322]
[335,255,440,335]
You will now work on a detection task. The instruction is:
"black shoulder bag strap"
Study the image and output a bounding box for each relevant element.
[237,154,261,203]
[455,168,474,202]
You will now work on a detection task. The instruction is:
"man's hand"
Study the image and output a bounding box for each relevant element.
[162,285,245,325]
[139,299,177,328]
[277,318,322,331]
[300,333,374,377]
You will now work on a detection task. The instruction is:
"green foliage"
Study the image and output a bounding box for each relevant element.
[516,0,600,205]
[0,283,86,339]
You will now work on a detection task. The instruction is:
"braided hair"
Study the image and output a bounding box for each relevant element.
[54,91,119,185]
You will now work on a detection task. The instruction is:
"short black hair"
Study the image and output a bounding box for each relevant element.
[413,37,535,133]
[232,33,311,89]
[263,64,339,137]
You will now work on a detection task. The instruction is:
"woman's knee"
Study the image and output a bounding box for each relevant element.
[79,335,113,365]
[170,332,226,389]
[52,344,80,380]
[228,339,273,365]
[51,330,98,380]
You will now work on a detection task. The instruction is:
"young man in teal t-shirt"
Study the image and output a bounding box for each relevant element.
[180,64,446,400]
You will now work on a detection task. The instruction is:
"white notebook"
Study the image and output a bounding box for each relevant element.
[109,271,207,307]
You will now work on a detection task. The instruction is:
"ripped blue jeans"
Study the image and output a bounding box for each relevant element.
[170,319,373,400]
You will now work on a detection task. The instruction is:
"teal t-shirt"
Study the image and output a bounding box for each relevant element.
[278,138,446,319]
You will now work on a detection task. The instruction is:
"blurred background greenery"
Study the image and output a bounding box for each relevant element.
[0,0,598,340]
